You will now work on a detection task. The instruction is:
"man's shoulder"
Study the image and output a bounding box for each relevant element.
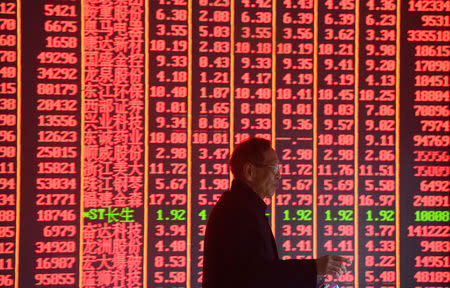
[207,189,251,224]
[209,190,238,217]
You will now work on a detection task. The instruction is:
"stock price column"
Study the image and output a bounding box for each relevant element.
[233,0,273,144]
[20,0,81,286]
[358,1,399,287]
[401,1,449,287]
[148,1,189,286]
[274,0,315,261]
[232,0,274,236]
[0,0,18,286]
[82,0,146,286]
[191,0,232,285]
[316,0,356,287]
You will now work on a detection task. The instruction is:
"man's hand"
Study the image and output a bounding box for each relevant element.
[316,255,352,279]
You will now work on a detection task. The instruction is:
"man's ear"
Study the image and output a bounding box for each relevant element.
[242,162,254,182]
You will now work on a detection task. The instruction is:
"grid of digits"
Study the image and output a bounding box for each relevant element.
[0,0,448,287]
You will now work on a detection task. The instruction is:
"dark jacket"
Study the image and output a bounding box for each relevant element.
[202,179,317,288]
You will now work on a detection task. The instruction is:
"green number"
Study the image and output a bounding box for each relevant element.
[156,209,164,220]
[366,210,373,221]
[170,209,186,220]
[325,210,332,221]
[198,209,207,221]
[380,210,394,221]
[296,210,312,221]
[338,210,353,221]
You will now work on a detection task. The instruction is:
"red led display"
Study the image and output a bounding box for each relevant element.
[0,0,448,287]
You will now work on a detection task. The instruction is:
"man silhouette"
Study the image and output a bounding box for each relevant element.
[202,137,350,288]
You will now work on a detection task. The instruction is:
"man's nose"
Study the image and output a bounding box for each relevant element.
[275,170,281,179]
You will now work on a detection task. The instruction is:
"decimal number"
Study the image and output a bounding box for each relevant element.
[282,209,312,221]
[281,224,312,236]
[241,0,272,8]
[149,193,187,205]
[154,240,186,252]
[35,273,75,286]
[155,178,187,190]
[154,255,186,268]
[323,119,354,131]
[156,55,188,68]
[282,240,312,252]
[154,271,186,284]
[198,40,230,53]
[198,193,221,205]
[325,209,354,221]
[198,148,229,160]
[199,10,230,22]
[155,23,187,37]
[155,224,186,236]
[198,0,229,7]
[324,224,354,236]
[323,240,353,252]
[365,270,395,283]
[150,39,187,52]
[365,224,395,236]
[323,149,354,161]
[155,8,187,21]
[365,255,395,267]
[155,147,187,159]
[365,240,395,252]
[240,27,272,39]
